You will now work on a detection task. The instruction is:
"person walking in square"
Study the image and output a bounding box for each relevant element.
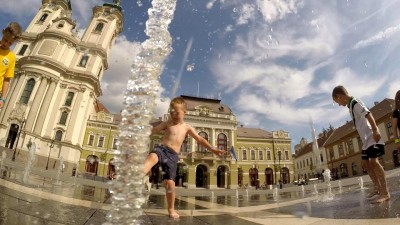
[332,85,389,203]
[0,22,22,109]
[143,97,226,218]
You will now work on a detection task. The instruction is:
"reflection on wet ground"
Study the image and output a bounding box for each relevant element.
[0,168,399,224]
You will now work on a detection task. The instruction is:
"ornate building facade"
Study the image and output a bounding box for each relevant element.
[0,0,123,172]
[146,95,294,189]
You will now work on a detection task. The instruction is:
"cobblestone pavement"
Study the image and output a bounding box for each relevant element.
[0,167,399,225]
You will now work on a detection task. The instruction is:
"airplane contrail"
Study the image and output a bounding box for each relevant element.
[171,37,193,98]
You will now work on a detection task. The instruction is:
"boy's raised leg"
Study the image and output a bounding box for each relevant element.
[144,153,158,175]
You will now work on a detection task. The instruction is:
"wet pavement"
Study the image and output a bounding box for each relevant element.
[0,167,399,224]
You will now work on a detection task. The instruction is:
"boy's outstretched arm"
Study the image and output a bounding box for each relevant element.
[187,125,226,156]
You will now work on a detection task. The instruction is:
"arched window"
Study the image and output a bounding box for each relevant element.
[39,13,48,22]
[217,133,227,150]
[55,130,63,141]
[85,155,99,174]
[78,55,89,67]
[64,92,74,106]
[59,111,68,125]
[88,133,94,146]
[19,78,35,104]
[94,22,104,33]
[57,21,65,29]
[250,147,255,160]
[197,132,208,153]
[180,135,189,152]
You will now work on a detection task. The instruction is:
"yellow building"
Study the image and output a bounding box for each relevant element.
[149,95,294,189]
[77,95,294,186]
[79,101,120,180]
[236,127,294,188]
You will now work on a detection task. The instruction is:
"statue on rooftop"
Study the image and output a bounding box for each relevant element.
[113,0,121,6]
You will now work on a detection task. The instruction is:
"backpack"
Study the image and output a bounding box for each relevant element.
[349,98,358,125]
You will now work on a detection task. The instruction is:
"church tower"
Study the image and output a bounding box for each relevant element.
[0,0,123,170]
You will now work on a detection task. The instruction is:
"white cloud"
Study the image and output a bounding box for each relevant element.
[98,36,141,112]
[236,4,256,25]
[256,0,302,24]
[354,25,400,49]
[319,68,387,99]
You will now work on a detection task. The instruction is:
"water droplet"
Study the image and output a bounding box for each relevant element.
[233,8,237,12]
[186,63,195,72]
[136,0,143,7]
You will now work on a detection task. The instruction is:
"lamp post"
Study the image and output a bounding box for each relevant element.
[45,140,55,170]
[278,151,282,184]
[12,119,25,161]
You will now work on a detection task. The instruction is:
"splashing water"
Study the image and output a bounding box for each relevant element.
[273,187,279,201]
[104,1,177,224]
[22,143,36,184]
[358,177,365,189]
[56,156,64,185]
[313,184,318,195]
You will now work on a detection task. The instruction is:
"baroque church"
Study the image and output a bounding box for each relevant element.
[0,0,123,171]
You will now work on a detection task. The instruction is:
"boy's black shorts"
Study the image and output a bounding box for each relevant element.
[361,144,384,160]
[150,145,179,181]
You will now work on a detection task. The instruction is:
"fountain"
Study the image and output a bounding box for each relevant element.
[273,187,279,201]
[22,142,36,184]
[338,180,342,193]
[235,189,239,199]
[313,184,318,195]
[320,169,334,201]
[358,177,366,189]
[56,156,64,185]
[105,0,177,224]
[211,191,215,200]
[301,184,305,196]
[0,150,6,177]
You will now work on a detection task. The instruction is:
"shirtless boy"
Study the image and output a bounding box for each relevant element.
[143,97,225,218]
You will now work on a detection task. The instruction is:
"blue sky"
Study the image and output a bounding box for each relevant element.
[2,0,400,151]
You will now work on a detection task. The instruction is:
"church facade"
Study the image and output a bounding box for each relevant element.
[0,0,123,172]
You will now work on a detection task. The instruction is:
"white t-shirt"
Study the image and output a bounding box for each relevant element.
[348,98,384,150]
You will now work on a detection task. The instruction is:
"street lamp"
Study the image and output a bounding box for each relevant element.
[12,119,25,161]
[278,151,282,184]
[45,140,55,170]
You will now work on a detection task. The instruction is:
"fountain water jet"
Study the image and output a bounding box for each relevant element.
[22,143,36,184]
[56,156,64,185]
[105,1,177,224]
[273,187,279,201]
[313,184,318,195]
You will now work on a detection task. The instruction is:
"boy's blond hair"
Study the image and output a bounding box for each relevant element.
[170,97,186,110]
[332,85,348,98]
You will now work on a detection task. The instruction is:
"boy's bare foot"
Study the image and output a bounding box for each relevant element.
[373,194,390,204]
[367,190,379,198]
[168,210,180,219]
